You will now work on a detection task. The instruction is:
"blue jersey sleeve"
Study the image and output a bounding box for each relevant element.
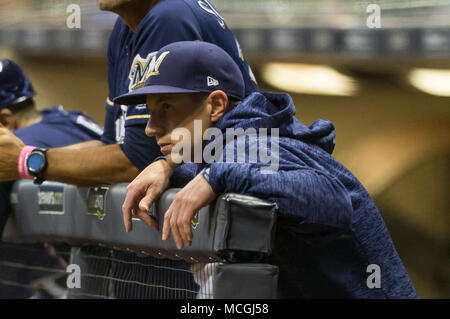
[15,107,102,148]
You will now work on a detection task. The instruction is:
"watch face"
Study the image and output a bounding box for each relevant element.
[28,153,45,173]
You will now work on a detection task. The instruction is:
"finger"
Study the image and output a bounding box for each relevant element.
[170,217,183,250]
[134,209,158,231]
[138,187,158,212]
[124,208,133,232]
[124,184,143,212]
[179,211,193,247]
[122,192,139,233]
[162,208,172,241]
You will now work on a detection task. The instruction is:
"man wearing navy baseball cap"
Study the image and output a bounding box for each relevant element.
[114,40,245,168]
[118,41,417,298]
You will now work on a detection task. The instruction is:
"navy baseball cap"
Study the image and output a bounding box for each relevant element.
[0,59,36,109]
[114,41,245,106]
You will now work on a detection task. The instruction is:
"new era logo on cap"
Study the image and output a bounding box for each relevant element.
[207,76,219,87]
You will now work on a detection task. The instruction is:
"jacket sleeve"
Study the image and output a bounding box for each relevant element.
[208,162,353,232]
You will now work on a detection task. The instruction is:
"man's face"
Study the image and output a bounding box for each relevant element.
[97,0,134,11]
[145,93,212,166]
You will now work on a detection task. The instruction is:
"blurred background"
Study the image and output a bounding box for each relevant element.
[0,0,449,298]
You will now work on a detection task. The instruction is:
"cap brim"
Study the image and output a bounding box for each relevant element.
[113,85,201,105]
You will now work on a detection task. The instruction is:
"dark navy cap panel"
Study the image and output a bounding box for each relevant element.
[145,43,195,90]
[190,41,245,100]
[113,41,246,105]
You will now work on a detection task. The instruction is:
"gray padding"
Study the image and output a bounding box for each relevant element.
[8,180,278,263]
[213,193,278,256]
[213,263,279,299]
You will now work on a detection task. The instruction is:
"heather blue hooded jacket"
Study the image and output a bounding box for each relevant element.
[172,91,417,299]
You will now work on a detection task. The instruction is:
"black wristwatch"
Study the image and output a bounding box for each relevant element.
[26,148,48,185]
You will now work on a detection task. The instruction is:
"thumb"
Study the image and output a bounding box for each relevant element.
[138,188,159,212]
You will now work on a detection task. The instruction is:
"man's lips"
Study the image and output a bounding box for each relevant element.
[158,143,172,154]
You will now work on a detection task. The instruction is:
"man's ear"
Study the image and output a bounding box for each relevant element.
[0,108,16,131]
[208,90,228,123]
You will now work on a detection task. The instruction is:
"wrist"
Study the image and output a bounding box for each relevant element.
[207,163,226,195]
[200,167,211,185]
[156,157,176,171]
[26,148,48,184]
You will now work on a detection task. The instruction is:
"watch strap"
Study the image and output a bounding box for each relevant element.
[18,146,37,179]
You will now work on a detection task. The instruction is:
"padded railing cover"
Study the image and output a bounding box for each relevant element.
[7,180,278,263]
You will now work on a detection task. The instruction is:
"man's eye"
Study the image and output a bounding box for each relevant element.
[162,104,172,111]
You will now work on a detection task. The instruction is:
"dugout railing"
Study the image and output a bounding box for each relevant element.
[2,180,279,299]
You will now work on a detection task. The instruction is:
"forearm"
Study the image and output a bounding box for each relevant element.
[46,143,140,186]
[55,139,105,151]
[208,162,353,230]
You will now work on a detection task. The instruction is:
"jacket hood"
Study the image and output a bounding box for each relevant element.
[214,92,336,154]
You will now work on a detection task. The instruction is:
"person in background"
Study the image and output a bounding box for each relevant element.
[0,59,102,298]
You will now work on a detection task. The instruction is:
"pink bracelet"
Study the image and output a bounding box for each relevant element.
[18,146,37,179]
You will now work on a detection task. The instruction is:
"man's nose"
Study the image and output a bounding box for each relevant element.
[145,115,164,137]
